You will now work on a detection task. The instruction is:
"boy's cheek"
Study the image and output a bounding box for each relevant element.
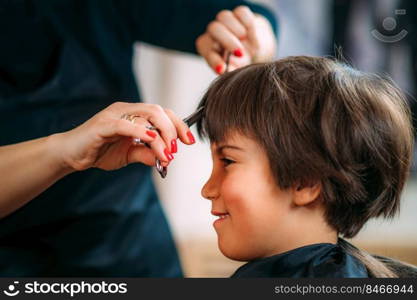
[222,172,253,194]
[220,179,249,207]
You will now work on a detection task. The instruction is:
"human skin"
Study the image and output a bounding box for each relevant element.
[201,132,337,261]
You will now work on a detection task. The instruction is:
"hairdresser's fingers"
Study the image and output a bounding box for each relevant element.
[196,33,226,74]
[234,6,276,63]
[233,6,260,59]
[164,108,195,145]
[99,114,171,165]
[212,40,222,53]
[98,118,155,144]
[113,102,178,154]
[216,10,247,40]
[224,50,251,72]
[129,117,173,163]
[195,33,211,57]
[206,20,245,57]
[233,6,256,40]
[127,144,156,166]
[210,50,228,74]
[196,33,250,74]
[208,49,250,74]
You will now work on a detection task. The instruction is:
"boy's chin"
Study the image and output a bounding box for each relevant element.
[217,239,257,262]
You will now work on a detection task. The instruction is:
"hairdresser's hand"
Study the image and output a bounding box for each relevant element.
[54,102,194,171]
[196,6,276,74]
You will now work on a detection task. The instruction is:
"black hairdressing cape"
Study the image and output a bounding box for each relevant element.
[231,242,369,278]
[0,0,277,276]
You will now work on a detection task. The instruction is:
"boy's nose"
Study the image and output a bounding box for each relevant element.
[201,173,219,201]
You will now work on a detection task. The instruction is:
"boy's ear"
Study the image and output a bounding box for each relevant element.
[292,181,322,206]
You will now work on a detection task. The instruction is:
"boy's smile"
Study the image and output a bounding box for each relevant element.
[211,211,230,223]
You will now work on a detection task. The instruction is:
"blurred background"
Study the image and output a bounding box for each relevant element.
[135,0,417,277]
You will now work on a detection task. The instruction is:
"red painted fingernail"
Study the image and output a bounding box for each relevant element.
[171,139,177,153]
[146,130,157,138]
[187,131,195,144]
[233,48,243,57]
[215,64,223,74]
[164,148,174,161]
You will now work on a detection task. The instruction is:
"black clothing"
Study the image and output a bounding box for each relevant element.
[231,242,368,278]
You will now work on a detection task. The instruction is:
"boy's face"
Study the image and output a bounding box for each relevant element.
[201,132,295,261]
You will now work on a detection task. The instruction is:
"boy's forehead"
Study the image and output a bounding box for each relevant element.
[210,132,243,149]
[210,133,262,154]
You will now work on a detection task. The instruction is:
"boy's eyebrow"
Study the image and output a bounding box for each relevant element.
[216,145,245,154]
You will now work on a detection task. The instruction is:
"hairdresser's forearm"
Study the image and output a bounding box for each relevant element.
[0,134,73,218]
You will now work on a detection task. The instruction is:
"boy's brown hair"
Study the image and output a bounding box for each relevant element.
[197,56,414,277]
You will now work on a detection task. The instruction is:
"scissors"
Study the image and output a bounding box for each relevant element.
[151,51,231,178]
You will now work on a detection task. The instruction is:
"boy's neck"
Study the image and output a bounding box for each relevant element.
[264,207,338,258]
[270,231,337,257]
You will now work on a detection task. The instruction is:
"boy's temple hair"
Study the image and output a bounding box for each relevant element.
[197,56,414,277]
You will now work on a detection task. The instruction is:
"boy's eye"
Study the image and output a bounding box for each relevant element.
[220,158,235,167]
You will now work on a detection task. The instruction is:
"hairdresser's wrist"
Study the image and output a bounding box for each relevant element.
[46,132,78,177]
